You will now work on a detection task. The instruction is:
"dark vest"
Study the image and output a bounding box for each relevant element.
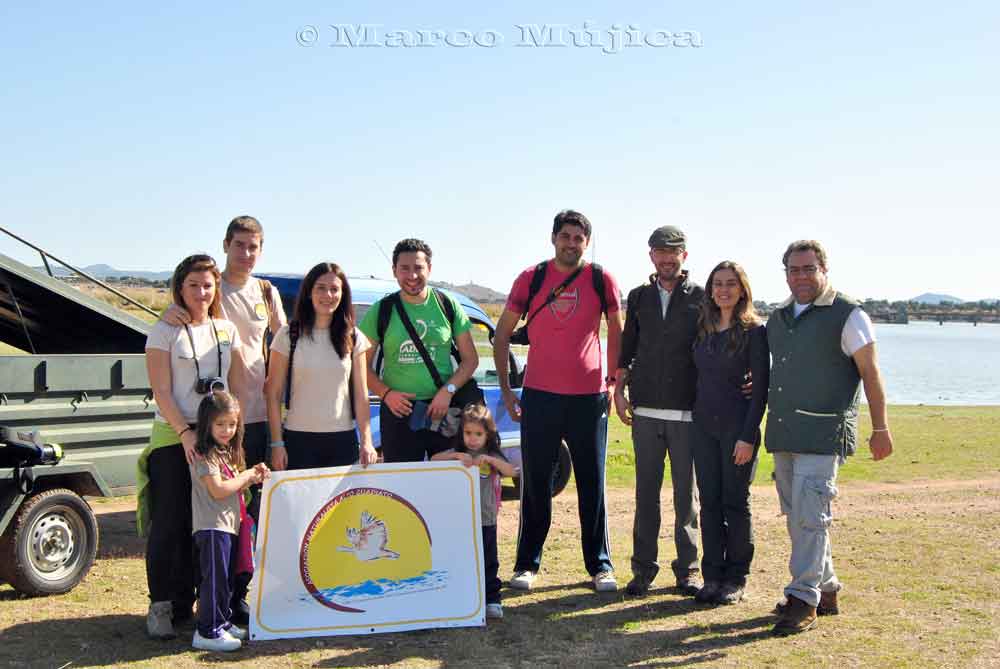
[764,292,861,457]
[624,274,704,410]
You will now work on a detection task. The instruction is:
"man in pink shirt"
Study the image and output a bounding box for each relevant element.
[493,210,623,593]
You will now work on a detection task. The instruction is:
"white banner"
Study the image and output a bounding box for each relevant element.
[249,461,485,640]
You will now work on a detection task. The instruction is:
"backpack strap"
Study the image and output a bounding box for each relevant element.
[521,261,548,319]
[374,295,396,374]
[432,289,462,362]
[590,263,608,317]
[284,321,300,410]
[259,279,275,371]
[348,328,357,420]
[521,263,585,331]
[390,294,447,389]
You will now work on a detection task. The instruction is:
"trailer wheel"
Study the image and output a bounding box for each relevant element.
[0,488,98,596]
[503,440,573,501]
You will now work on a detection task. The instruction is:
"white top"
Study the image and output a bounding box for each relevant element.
[219,277,286,424]
[657,282,672,318]
[271,325,371,432]
[633,407,693,422]
[793,303,877,357]
[145,319,241,423]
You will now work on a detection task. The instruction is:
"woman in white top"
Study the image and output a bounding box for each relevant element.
[141,254,246,640]
[265,262,377,470]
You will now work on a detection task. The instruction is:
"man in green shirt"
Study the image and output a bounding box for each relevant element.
[359,238,479,462]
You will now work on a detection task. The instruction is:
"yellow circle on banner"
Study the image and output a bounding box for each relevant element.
[304,491,432,591]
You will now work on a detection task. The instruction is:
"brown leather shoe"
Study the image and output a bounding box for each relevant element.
[818,590,839,616]
[774,590,839,617]
[772,595,817,636]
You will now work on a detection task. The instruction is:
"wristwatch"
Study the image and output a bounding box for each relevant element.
[446,383,457,394]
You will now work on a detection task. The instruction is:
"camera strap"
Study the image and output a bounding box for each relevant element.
[183,319,223,380]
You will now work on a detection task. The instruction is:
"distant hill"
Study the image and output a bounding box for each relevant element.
[34,263,173,281]
[911,292,965,305]
[432,280,507,304]
[37,263,509,302]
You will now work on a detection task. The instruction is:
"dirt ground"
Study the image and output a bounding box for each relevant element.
[2,477,999,668]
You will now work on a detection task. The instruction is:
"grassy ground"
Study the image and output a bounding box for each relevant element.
[2,406,998,668]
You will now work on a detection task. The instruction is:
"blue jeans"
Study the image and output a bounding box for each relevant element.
[514,388,612,576]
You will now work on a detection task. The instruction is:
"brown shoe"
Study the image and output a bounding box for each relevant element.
[774,590,840,617]
[772,595,817,636]
[818,590,839,616]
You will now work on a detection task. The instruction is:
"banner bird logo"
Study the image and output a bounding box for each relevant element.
[336,511,400,561]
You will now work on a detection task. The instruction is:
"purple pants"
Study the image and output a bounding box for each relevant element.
[193,529,237,639]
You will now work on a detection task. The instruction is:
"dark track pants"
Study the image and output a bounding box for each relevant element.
[514,388,612,576]
[194,530,236,639]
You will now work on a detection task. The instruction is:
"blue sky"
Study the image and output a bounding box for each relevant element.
[2,2,998,302]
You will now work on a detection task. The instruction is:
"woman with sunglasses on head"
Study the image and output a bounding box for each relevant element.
[691,261,769,606]
[138,254,248,640]
[264,262,377,472]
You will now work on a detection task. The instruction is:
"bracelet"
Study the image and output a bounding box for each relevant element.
[177,426,191,436]
[871,428,890,433]
[270,440,286,448]
[381,388,392,401]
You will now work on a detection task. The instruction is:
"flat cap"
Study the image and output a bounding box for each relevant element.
[648,225,686,248]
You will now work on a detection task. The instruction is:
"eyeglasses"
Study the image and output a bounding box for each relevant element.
[785,265,820,277]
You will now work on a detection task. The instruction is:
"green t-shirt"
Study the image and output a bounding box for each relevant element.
[358,290,472,400]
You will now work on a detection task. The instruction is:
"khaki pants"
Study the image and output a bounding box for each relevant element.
[773,452,843,607]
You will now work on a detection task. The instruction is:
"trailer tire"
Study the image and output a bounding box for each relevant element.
[0,488,98,596]
[503,440,573,501]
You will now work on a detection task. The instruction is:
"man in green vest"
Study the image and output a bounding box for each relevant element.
[766,240,893,636]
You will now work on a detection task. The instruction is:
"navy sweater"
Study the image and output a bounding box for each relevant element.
[692,324,770,444]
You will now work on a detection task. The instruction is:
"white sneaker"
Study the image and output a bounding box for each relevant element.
[192,630,241,652]
[146,601,176,640]
[509,570,536,590]
[593,571,617,593]
[224,624,248,640]
[486,603,504,619]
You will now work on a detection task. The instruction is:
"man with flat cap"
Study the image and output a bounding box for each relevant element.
[613,225,704,597]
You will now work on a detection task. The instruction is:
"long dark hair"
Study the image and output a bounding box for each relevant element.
[194,391,246,471]
[292,262,355,359]
[697,260,762,354]
[453,404,505,460]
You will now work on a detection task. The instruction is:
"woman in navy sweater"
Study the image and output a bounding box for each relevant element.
[691,261,769,605]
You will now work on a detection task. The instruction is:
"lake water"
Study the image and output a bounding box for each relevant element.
[875,321,1000,405]
[601,321,1000,406]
